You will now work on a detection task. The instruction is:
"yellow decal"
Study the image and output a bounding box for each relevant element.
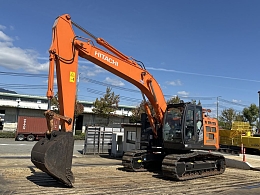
[70,71,75,83]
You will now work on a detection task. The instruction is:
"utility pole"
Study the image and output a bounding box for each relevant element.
[217,96,221,120]
[258,91,260,129]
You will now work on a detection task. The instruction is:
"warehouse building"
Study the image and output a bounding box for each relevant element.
[0,92,135,132]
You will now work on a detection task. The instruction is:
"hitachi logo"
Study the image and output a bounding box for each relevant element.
[94,51,118,66]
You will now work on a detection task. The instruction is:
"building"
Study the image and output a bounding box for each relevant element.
[0,92,135,132]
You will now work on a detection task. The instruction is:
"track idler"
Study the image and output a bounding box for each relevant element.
[31,130,75,187]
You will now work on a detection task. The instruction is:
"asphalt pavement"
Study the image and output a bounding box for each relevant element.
[0,138,85,156]
[1,138,260,171]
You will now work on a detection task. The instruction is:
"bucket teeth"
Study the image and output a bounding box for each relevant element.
[31,130,75,187]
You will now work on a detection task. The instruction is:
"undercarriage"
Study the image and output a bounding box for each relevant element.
[122,150,163,172]
[122,150,226,180]
[162,151,226,180]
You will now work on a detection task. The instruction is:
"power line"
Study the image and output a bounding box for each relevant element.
[218,105,243,113]
[81,77,140,93]
[0,83,48,89]
[176,96,215,100]
[0,71,47,78]
[82,88,142,102]
[0,70,252,107]
[219,98,249,107]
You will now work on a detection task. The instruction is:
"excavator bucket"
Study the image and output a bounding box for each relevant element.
[31,130,75,187]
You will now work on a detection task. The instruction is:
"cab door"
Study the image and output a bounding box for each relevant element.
[184,104,197,144]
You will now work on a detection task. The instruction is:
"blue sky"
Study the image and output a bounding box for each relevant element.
[0,1,260,116]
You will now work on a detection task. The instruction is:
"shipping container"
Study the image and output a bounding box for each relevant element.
[15,116,59,141]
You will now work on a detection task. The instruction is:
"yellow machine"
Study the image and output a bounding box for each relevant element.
[220,121,260,153]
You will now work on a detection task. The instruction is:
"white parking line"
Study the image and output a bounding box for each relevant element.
[0,144,84,146]
[0,144,27,146]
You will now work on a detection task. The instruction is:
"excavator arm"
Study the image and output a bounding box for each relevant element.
[31,14,167,187]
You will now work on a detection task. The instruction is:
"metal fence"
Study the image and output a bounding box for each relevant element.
[83,126,123,155]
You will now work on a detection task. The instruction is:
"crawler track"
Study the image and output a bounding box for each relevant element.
[122,150,147,171]
[162,151,226,180]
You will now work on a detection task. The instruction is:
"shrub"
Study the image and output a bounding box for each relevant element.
[73,133,85,140]
[0,131,85,140]
[0,131,15,138]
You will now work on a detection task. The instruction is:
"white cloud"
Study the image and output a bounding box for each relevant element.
[166,79,182,86]
[104,77,125,86]
[79,64,106,77]
[0,29,48,73]
[232,99,241,103]
[0,31,13,42]
[0,25,6,30]
[177,91,189,96]
[169,94,178,99]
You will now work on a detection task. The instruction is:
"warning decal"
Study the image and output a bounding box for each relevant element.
[70,71,75,83]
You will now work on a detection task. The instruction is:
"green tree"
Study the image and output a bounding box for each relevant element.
[191,99,197,104]
[92,87,120,124]
[242,103,259,126]
[235,113,245,122]
[74,101,84,117]
[130,100,154,123]
[219,108,237,129]
[166,96,181,104]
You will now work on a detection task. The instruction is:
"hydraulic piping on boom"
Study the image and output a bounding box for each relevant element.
[31,14,225,187]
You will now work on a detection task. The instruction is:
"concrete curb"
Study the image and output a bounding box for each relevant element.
[225,158,252,170]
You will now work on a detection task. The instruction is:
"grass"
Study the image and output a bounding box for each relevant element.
[0,131,86,140]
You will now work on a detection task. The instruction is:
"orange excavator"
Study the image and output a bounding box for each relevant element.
[31,14,226,187]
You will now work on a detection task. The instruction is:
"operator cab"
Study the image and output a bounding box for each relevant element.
[163,102,218,151]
